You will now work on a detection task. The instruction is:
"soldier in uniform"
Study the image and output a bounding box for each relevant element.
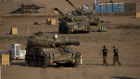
[0,50,1,65]
[113,46,121,66]
[100,45,108,66]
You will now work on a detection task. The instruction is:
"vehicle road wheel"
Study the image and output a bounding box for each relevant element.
[25,57,29,66]
[72,56,80,67]
[86,26,90,33]
[67,27,72,34]
[59,26,63,34]
[56,63,62,67]
[42,56,50,68]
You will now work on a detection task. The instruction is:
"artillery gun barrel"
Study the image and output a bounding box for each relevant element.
[54,8,66,17]
[36,6,45,9]
[66,0,77,10]
[55,41,80,46]
[54,8,72,21]
[32,6,45,11]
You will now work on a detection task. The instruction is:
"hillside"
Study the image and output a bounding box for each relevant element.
[0,0,140,15]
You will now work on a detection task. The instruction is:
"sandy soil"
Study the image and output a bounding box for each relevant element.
[0,16,140,79]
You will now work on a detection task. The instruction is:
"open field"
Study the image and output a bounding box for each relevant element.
[0,15,140,79]
[1,0,140,79]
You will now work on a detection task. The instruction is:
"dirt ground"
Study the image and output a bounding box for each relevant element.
[0,16,140,79]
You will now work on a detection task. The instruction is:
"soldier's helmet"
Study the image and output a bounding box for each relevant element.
[103,45,105,48]
[113,46,115,49]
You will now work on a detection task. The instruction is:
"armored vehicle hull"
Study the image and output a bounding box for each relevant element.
[25,48,81,67]
[59,22,90,34]
[88,15,100,25]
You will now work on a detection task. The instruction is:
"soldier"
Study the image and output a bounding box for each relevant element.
[112,46,121,66]
[100,45,108,66]
[0,50,2,65]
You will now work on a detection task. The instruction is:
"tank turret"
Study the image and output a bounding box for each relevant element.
[27,35,80,48]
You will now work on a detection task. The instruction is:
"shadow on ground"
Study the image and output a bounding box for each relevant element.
[11,62,75,68]
[12,62,26,66]
[85,63,118,66]
[84,63,103,66]
[112,76,138,79]
[44,32,59,34]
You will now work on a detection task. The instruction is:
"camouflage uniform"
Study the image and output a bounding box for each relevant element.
[113,48,121,66]
[102,46,108,66]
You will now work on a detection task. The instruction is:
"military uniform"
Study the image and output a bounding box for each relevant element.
[102,48,108,66]
[113,48,121,66]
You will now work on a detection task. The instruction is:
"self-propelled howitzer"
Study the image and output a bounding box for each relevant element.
[55,8,90,34]
[25,33,81,68]
[66,0,100,25]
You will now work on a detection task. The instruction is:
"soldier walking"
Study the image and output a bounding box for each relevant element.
[100,45,108,66]
[113,46,121,66]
